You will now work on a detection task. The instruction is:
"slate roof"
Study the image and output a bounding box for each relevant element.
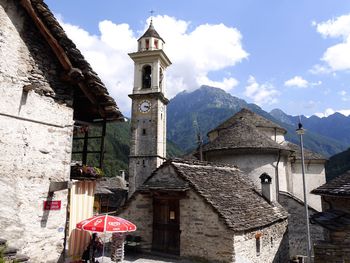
[138,20,164,42]
[142,159,288,232]
[21,0,123,121]
[96,176,128,194]
[310,209,350,231]
[311,170,350,196]
[285,142,326,161]
[209,108,286,134]
[202,121,290,153]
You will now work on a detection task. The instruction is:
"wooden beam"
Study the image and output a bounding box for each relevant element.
[20,0,72,71]
[49,181,71,192]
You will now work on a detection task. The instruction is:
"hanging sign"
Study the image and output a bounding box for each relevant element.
[43,200,61,210]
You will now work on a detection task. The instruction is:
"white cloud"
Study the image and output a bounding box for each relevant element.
[315,108,350,117]
[244,76,279,105]
[339,90,347,96]
[59,15,248,115]
[284,76,321,88]
[338,90,350,101]
[313,14,350,73]
[284,76,308,88]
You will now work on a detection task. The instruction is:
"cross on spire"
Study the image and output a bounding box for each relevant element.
[149,9,155,24]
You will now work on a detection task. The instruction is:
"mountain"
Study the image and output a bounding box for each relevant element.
[326,148,350,180]
[167,85,348,157]
[270,109,350,146]
[83,85,349,177]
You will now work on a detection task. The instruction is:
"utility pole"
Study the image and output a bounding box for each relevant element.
[296,118,312,263]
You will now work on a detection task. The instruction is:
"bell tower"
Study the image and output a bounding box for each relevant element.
[128,21,172,195]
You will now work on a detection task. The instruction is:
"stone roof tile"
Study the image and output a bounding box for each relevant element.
[202,121,290,153]
[311,170,350,196]
[143,159,288,231]
[210,108,286,134]
[285,142,326,161]
[25,0,123,121]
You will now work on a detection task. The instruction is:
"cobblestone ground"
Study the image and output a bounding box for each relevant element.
[96,254,194,263]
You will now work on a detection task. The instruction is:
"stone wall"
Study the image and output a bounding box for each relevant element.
[234,220,288,263]
[314,241,350,263]
[279,192,324,259]
[180,190,234,263]
[322,196,350,214]
[0,1,74,262]
[118,193,154,251]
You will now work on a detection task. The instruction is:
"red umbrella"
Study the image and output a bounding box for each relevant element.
[77,215,137,233]
[76,215,136,262]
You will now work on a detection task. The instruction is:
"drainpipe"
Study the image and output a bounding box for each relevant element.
[275,150,281,203]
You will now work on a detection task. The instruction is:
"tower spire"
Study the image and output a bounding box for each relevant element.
[149,9,155,24]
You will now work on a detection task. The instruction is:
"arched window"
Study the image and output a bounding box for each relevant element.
[159,67,163,88]
[142,65,152,89]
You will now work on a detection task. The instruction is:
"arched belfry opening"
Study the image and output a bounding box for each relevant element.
[142,65,152,89]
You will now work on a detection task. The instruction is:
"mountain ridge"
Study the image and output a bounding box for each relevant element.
[167,85,348,157]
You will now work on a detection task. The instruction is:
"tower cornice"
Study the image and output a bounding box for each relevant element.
[128,49,172,67]
[128,92,169,105]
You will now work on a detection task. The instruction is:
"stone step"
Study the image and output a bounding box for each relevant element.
[3,246,17,257]
[12,253,30,262]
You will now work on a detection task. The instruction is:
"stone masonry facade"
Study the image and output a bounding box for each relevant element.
[180,189,234,263]
[0,1,74,262]
[234,220,288,263]
[121,187,290,263]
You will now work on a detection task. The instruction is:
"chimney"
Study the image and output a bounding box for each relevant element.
[119,170,125,181]
[260,173,273,203]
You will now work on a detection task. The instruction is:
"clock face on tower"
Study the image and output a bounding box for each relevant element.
[139,100,151,113]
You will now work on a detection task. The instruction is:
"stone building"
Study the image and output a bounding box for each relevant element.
[121,22,292,263]
[201,108,327,258]
[202,108,326,211]
[311,170,350,263]
[128,20,171,196]
[121,159,289,263]
[0,0,122,262]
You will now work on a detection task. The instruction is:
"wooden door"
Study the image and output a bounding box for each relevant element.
[152,198,180,255]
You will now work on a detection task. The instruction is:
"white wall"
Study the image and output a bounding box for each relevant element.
[0,1,74,261]
[291,161,325,211]
[207,152,289,202]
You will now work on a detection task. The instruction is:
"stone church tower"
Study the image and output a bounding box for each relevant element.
[128,21,172,195]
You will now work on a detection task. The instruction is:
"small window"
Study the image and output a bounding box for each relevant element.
[145,39,150,50]
[256,238,261,256]
[142,160,146,167]
[142,129,146,135]
[154,39,158,49]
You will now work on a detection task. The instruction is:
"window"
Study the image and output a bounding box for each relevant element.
[256,237,261,256]
[142,129,146,135]
[145,39,150,50]
[159,68,163,88]
[154,39,158,49]
[142,65,152,89]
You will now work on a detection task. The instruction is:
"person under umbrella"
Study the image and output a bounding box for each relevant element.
[77,214,137,262]
[82,233,103,263]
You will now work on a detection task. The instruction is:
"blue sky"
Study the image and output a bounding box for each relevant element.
[46,0,350,117]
